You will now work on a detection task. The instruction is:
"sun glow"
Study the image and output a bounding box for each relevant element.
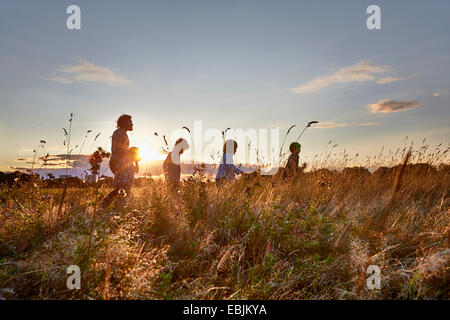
[137,145,166,163]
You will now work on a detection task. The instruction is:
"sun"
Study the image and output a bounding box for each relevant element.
[137,145,166,163]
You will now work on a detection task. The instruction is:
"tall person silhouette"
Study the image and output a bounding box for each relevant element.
[101,114,138,209]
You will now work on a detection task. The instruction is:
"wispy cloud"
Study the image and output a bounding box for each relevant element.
[15,154,91,168]
[292,61,390,93]
[43,76,73,84]
[366,99,420,113]
[357,122,380,127]
[74,121,113,126]
[314,121,349,129]
[313,121,381,129]
[376,76,411,84]
[45,61,132,86]
[433,89,448,97]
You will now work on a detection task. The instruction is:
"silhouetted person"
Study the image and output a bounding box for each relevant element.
[163,138,189,189]
[215,139,244,186]
[282,142,306,182]
[101,114,138,209]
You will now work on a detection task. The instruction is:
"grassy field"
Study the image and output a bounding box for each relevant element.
[0,159,449,300]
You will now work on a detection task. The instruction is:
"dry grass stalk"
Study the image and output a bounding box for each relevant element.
[86,188,100,262]
[333,221,352,251]
[264,240,272,258]
[57,185,67,217]
[378,150,411,232]
[103,264,111,300]
[447,227,450,249]
[217,246,236,276]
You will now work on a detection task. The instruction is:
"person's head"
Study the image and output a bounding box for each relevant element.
[223,140,238,155]
[174,138,189,155]
[289,142,301,154]
[117,114,133,131]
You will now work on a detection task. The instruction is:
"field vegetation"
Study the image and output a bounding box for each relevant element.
[0,145,449,300]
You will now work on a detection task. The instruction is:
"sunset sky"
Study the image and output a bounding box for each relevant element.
[0,1,449,175]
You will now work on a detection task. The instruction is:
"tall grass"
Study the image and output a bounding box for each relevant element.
[0,145,448,300]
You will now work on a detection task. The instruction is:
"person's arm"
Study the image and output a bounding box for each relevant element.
[223,153,244,175]
[134,161,139,174]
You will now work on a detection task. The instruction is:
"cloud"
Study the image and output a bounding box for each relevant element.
[433,89,448,97]
[44,76,73,84]
[46,61,131,86]
[314,121,349,129]
[358,122,380,127]
[376,76,411,84]
[10,152,112,175]
[292,61,391,93]
[74,121,114,127]
[14,154,93,169]
[313,121,381,128]
[39,154,90,162]
[366,99,420,113]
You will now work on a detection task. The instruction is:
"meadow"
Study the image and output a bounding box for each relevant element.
[0,147,449,300]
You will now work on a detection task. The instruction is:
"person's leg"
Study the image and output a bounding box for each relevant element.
[114,194,126,211]
[114,167,134,211]
[104,165,130,210]
[101,188,119,209]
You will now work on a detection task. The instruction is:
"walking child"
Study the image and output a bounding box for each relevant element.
[163,138,189,189]
[282,142,306,182]
[215,139,245,185]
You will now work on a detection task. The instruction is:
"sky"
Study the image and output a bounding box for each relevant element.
[0,0,449,175]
